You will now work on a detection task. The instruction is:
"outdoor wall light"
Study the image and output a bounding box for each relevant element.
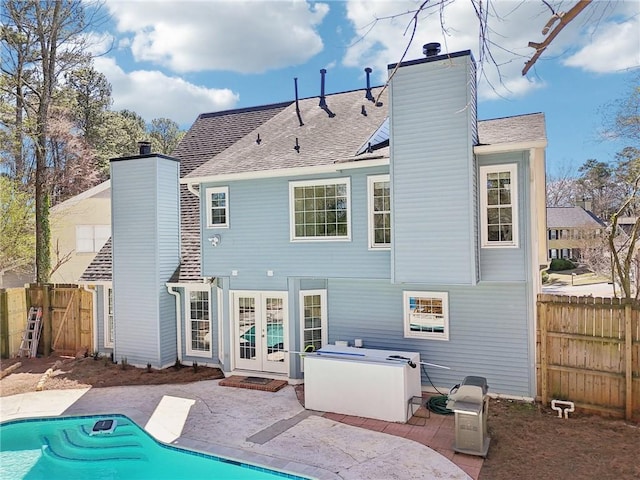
[208,235,221,247]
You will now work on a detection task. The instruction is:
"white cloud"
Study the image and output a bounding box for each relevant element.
[563,16,640,73]
[105,0,329,74]
[94,57,239,125]
[343,0,639,100]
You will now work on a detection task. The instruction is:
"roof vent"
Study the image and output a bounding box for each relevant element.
[423,42,441,57]
[137,141,151,155]
[318,69,335,118]
[294,78,304,127]
[364,68,374,102]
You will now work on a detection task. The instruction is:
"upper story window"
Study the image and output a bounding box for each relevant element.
[205,186,229,228]
[76,225,110,253]
[368,175,391,249]
[403,291,449,341]
[480,164,518,248]
[289,178,350,241]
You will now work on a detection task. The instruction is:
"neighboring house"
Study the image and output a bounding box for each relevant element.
[547,204,605,261]
[81,47,547,399]
[49,180,112,284]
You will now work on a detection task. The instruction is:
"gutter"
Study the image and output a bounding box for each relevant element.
[474,140,547,155]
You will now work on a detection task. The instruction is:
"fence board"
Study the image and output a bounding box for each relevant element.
[0,285,93,358]
[537,294,639,420]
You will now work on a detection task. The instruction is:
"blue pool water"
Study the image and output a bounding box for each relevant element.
[0,414,309,480]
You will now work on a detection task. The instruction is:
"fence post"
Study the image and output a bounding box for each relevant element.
[540,296,548,406]
[42,284,52,356]
[0,289,8,358]
[625,300,633,420]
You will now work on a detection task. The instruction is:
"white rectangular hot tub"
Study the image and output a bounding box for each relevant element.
[303,345,422,423]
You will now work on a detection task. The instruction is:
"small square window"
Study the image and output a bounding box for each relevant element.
[403,291,449,341]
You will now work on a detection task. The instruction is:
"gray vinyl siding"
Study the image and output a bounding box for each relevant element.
[478,152,530,282]
[111,156,180,368]
[200,167,390,280]
[326,279,532,397]
[390,53,478,285]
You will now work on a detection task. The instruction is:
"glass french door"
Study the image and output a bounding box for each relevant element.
[233,292,288,374]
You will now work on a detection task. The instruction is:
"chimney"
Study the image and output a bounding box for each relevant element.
[423,42,441,57]
[137,141,152,155]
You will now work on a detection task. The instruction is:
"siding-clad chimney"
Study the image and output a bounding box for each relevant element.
[110,148,180,368]
[389,47,478,285]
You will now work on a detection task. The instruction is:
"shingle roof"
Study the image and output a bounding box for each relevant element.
[80,102,290,284]
[478,112,546,146]
[547,207,605,228]
[79,237,112,281]
[186,88,389,179]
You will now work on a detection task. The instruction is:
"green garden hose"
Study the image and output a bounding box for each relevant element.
[427,395,453,415]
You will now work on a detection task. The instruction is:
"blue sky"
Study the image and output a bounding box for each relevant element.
[90,1,640,176]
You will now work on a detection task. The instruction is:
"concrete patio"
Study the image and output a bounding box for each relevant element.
[1,380,478,479]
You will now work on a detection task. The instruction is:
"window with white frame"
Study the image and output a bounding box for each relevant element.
[205,186,229,228]
[290,178,350,240]
[300,290,327,353]
[480,164,518,248]
[186,287,211,357]
[368,175,391,249]
[76,225,111,253]
[403,291,449,341]
[104,287,114,348]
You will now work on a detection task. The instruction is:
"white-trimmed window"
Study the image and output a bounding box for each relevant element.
[368,175,391,249]
[290,178,350,241]
[480,164,518,248]
[76,225,111,253]
[205,186,229,228]
[300,290,327,353]
[104,286,114,348]
[185,286,211,357]
[403,291,449,341]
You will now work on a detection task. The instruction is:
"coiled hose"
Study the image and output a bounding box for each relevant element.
[426,395,453,415]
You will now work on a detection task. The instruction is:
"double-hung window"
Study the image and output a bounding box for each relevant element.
[368,175,391,249]
[186,286,211,357]
[290,178,350,241]
[205,186,229,228]
[300,290,327,353]
[480,164,518,248]
[104,286,114,348]
[403,291,449,341]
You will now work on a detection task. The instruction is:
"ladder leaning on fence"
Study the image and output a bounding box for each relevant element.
[18,307,43,358]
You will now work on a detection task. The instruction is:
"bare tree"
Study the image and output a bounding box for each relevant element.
[1,0,99,282]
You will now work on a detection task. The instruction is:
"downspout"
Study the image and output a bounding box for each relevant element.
[167,285,183,362]
[82,284,98,353]
[186,182,200,198]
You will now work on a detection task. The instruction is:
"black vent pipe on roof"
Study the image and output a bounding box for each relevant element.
[318,69,335,118]
[423,42,441,57]
[364,67,374,102]
[294,77,304,127]
[319,69,327,108]
[138,141,151,155]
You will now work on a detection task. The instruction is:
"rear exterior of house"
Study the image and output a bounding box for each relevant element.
[82,48,547,399]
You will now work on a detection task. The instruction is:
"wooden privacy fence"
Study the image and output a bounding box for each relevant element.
[0,288,28,358]
[537,294,639,420]
[0,284,93,358]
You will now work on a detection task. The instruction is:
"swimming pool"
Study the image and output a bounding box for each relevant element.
[0,414,309,480]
